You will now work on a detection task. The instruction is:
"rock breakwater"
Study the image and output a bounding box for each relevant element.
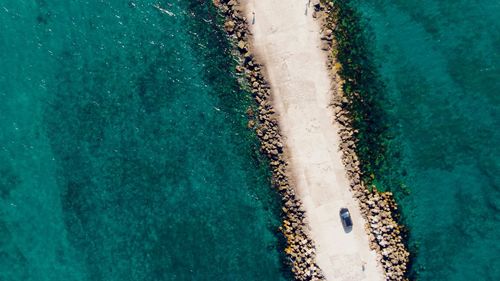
[313,1,410,280]
[213,0,325,280]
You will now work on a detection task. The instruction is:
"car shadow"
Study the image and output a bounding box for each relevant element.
[342,225,353,233]
[339,207,353,233]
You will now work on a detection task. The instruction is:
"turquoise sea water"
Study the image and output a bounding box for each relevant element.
[0,1,289,280]
[346,0,500,280]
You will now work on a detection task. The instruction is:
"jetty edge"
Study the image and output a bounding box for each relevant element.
[314,1,411,280]
[212,0,326,280]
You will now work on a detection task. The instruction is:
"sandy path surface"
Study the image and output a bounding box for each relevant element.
[241,1,385,280]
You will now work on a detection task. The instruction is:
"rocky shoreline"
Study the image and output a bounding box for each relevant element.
[313,1,410,280]
[213,0,325,280]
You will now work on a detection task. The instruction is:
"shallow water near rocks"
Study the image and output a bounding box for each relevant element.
[348,0,500,279]
[0,1,290,280]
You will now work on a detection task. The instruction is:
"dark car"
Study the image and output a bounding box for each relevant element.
[339,208,353,229]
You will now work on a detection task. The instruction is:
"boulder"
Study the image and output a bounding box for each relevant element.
[224,20,235,32]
